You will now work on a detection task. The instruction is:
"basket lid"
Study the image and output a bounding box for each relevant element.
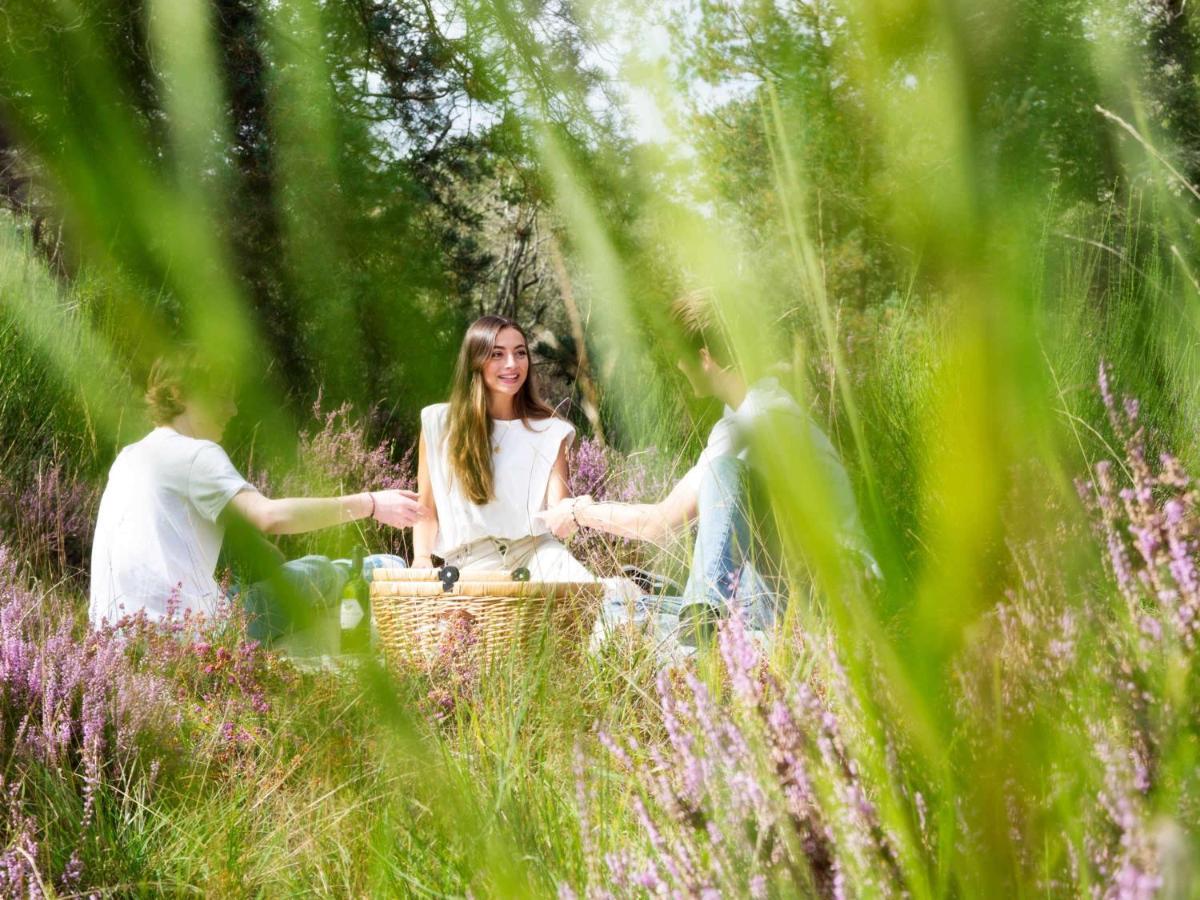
[372,567,514,583]
[372,579,601,599]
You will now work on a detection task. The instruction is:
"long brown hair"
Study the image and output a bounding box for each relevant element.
[446,315,555,504]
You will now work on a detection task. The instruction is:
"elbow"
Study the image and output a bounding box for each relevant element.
[419,513,438,539]
[419,497,438,524]
[642,506,676,545]
[255,503,290,535]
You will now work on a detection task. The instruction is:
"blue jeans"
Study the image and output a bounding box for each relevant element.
[679,456,780,634]
[599,457,781,648]
[239,553,406,644]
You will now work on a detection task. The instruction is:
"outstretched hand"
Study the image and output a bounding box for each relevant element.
[536,495,590,540]
[370,489,425,528]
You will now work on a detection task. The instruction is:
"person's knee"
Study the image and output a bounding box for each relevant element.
[362,553,407,579]
[277,554,345,606]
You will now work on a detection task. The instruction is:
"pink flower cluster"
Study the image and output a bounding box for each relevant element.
[422,609,481,723]
[290,396,415,494]
[567,438,675,575]
[0,545,176,895]
[568,613,902,898]
[277,396,415,560]
[951,362,1183,895]
[1077,363,1200,649]
[104,590,299,769]
[0,450,99,583]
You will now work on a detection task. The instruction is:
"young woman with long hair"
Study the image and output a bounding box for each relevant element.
[411,315,594,579]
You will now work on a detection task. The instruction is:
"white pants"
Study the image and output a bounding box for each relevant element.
[446,533,639,608]
[445,533,594,580]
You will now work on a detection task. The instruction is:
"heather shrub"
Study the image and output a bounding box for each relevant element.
[952,570,1169,894]
[0,448,99,586]
[105,590,304,773]
[276,397,415,562]
[568,612,905,898]
[566,437,679,577]
[562,363,1200,899]
[943,363,1198,895]
[1077,363,1200,657]
[417,608,483,724]
[1071,363,1200,892]
[0,546,313,895]
[0,545,177,895]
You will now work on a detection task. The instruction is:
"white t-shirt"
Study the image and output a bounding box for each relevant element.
[680,378,869,552]
[88,427,252,626]
[421,403,575,557]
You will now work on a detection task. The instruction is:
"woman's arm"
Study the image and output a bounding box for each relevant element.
[544,436,577,539]
[410,431,440,567]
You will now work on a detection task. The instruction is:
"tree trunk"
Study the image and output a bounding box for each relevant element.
[1148,0,1200,186]
[547,236,606,446]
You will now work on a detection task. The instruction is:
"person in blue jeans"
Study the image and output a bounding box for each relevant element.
[537,291,874,649]
[89,353,425,644]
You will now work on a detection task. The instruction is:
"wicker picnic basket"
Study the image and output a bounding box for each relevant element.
[370,567,603,664]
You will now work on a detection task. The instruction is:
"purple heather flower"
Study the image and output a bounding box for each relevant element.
[1123,396,1140,424]
[632,867,663,891]
[717,611,761,705]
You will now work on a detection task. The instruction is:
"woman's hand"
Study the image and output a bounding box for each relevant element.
[410,555,435,570]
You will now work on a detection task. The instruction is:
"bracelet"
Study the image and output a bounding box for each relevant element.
[366,492,377,519]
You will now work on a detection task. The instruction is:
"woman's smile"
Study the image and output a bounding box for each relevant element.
[483,326,530,400]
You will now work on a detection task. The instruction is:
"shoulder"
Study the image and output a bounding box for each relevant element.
[744,378,805,420]
[555,416,577,443]
[525,414,575,443]
[138,428,224,465]
[111,433,150,463]
[188,439,242,478]
[420,403,450,433]
[187,436,232,462]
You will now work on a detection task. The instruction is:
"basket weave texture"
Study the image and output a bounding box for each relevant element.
[371,568,603,663]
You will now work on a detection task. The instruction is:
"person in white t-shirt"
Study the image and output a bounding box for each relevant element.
[411,315,594,581]
[88,354,424,641]
[538,291,875,647]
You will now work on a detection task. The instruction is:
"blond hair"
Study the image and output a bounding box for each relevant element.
[144,353,211,425]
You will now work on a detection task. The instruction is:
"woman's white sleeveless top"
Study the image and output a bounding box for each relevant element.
[421,403,575,558]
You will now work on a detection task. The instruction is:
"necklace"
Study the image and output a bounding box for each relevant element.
[492,418,516,454]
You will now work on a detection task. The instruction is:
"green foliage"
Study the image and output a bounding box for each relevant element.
[0,0,613,468]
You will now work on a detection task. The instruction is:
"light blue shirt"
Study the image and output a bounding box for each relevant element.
[682,378,870,555]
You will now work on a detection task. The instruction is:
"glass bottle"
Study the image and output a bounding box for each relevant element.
[340,545,370,654]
